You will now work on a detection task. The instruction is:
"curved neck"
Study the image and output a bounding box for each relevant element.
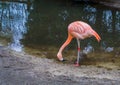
[58,33,73,53]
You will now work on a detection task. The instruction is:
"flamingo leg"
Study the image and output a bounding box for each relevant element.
[74,38,80,66]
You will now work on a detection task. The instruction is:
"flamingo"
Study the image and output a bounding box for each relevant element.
[57,21,101,66]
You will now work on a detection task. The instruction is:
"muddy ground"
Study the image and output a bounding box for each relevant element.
[0,46,120,85]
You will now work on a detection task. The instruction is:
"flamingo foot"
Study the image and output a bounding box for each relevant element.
[74,62,80,67]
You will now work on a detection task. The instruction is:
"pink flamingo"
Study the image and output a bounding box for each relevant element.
[57,21,101,66]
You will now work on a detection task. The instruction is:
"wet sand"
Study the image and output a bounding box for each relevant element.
[0,46,120,85]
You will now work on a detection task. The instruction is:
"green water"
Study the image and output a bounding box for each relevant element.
[25,1,120,48]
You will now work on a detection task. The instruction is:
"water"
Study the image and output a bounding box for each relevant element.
[0,1,29,51]
[0,0,120,54]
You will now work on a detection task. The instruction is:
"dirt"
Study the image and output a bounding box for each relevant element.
[0,46,120,85]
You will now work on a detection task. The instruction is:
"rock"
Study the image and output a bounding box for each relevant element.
[90,0,120,9]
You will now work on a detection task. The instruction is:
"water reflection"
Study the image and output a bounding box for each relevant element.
[58,10,69,21]
[0,1,120,53]
[84,5,120,32]
[27,2,120,52]
[83,5,96,24]
[82,5,120,52]
[0,1,32,52]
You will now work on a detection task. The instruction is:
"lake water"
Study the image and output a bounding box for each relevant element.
[0,0,120,63]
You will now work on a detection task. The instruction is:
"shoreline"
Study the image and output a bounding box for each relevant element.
[0,46,120,84]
